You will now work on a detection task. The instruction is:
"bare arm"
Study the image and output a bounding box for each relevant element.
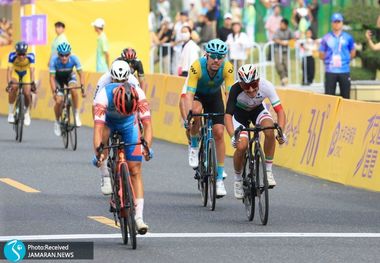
[142,119,153,161]
[104,51,110,69]
[49,74,57,95]
[93,123,104,153]
[276,109,286,132]
[350,49,356,59]
[319,51,325,60]
[7,66,12,83]
[224,114,234,137]
[30,67,35,83]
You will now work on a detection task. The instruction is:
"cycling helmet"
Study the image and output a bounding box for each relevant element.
[15,41,28,53]
[205,39,228,55]
[57,42,71,55]
[110,60,131,81]
[237,64,260,84]
[121,48,137,61]
[113,82,139,115]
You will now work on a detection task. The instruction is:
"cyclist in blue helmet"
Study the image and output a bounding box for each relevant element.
[49,42,85,136]
[182,38,234,198]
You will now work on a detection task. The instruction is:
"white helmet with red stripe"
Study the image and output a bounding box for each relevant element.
[237,64,260,83]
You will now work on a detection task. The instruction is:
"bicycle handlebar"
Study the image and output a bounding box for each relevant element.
[96,137,150,156]
[234,123,284,140]
[186,110,225,123]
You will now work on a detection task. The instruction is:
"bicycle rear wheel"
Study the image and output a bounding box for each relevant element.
[243,151,255,221]
[15,95,24,143]
[255,145,269,225]
[61,105,69,149]
[120,163,137,249]
[68,99,77,151]
[207,139,217,211]
[199,140,208,207]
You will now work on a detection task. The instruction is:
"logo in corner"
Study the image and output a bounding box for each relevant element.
[3,239,26,262]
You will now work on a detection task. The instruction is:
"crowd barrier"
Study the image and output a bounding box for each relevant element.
[0,70,379,192]
[150,40,332,87]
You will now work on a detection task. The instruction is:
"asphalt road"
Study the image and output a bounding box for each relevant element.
[0,117,380,263]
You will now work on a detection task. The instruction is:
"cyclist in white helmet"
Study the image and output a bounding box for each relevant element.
[225,64,286,199]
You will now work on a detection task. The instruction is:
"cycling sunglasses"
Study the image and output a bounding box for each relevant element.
[208,53,225,60]
[240,81,259,92]
[59,53,70,57]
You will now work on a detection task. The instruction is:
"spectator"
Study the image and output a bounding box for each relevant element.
[291,0,313,39]
[217,13,233,42]
[177,25,200,77]
[199,13,214,44]
[273,18,294,86]
[92,18,109,73]
[265,4,282,41]
[49,21,68,66]
[226,20,250,70]
[206,0,218,39]
[308,0,319,39]
[319,13,355,99]
[365,30,380,51]
[157,0,170,23]
[187,20,200,43]
[172,11,190,75]
[230,0,242,22]
[188,1,199,23]
[156,18,173,73]
[243,0,256,43]
[298,29,316,85]
[0,17,12,46]
[261,0,280,40]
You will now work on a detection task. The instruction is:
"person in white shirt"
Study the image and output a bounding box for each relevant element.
[226,20,250,70]
[177,25,200,77]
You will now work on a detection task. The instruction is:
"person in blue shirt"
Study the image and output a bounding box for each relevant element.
[49,42,85,136]
[319,13,356,99]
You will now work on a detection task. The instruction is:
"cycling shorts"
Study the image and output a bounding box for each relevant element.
[194,91,224,125]
[232,104,273,139]
[12,70,31,83]
[55,72,78,96]
[106,117,142,162]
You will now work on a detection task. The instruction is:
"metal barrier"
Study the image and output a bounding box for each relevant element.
[150,40,358,87]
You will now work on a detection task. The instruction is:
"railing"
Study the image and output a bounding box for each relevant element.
[149,40,360,87]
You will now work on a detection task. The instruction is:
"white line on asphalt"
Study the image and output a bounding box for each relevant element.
[1,232,380,241]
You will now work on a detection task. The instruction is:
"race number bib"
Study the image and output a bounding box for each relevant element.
[332,54,342,68]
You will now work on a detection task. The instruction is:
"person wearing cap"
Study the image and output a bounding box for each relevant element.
[217,13,233,42]
[319,13,355,99]
[92,18,109,73]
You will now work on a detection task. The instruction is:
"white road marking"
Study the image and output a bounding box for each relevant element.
[1,232,380,241]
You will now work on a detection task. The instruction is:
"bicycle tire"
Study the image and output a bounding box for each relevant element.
[14,97,20,141]
[120,163,137,249]
[243,151,255,221]
[207,139,217,211]
[255,145,269,225]
[17,94,25,143]
[61,104,69,149]
[69,98,77,151]
[199,139,208,207]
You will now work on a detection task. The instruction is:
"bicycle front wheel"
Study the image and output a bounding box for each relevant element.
[207,139,217,211]
[68,100,77,151]
[255,145,269,225]
[243,152,255,221]
[61,105,69,149]
[199,140,208,207]
[120,163,137,249]
[15,95,25,143]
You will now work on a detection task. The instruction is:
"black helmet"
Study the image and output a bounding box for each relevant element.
[15,41,28,53]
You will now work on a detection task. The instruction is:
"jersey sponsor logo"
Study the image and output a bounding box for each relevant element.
[190,65,197,75]
[228,68,233,74]
[94,103,107,117]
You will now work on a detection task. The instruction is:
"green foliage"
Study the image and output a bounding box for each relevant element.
[351,67,377,80]
[340,3,380,79]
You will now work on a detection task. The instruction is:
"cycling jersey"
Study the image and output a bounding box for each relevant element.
[93,83,151,162]
[94,72,140,99]
[226,79,281,115]
[8,52,35,82]
[49,54,82,82]
[226,79,282,137]
[186,57,234,95]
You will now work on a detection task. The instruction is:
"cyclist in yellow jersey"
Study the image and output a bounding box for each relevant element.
[6,41,35,126]
[185,38,234,197]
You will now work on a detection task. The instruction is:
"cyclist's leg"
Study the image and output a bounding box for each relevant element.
[22,71,32,108]
[190,95,203,147]
[179,83,190,143]
[8,72,18,118]
[54,80,64,121]
[68,73,79,111]
[232,114,249,177]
